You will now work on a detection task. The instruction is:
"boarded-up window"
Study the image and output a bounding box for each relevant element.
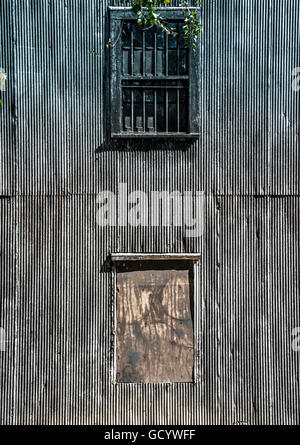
[116,260,194,383]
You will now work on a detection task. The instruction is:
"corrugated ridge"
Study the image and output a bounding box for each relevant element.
[0,0,299,426]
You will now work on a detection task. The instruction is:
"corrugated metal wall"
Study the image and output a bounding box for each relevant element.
[0,0,299,425]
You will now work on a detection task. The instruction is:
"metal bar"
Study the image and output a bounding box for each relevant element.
[121,75,189,80]
[154,31,157,76]
[142,27,145,130]
[109,7,201,20]
[111,253,202,261]
[166,89,168,132]
[177,88,180,132]
[154,90,157,133]
[130,22,133,76]
[143,89,145,132]
[122,85,187,89]
[131,89,134,131]
[142,29,145,76]
[131,24,134,130]
[109,6,201,11]
[165,31,168,132]
[154,31,157,132]
[177,21,180,132]
[177,24,179,76]
[113,133,199,139]
[165,31,168,76]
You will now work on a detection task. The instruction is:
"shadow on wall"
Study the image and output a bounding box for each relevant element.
[95,138,198,154]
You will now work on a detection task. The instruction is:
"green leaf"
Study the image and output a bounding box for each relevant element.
[116,0,203,49]
[131,4,141,14]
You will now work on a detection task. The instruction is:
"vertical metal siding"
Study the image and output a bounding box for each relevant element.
[0,1,15,196]
[0,0,299,425]
[0,197,16,424]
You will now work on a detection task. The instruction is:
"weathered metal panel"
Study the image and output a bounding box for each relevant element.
[0,196,299,424]
[0,0,300,426]
[11,196,69,424]
[0,0,299,196]
[204,0,270,195]
[10,195,113,425]
[15,0,70,195]
[215,197,270,424]
[0,197,16,424]
[269,198,300,424]
[0,1,15,196]
[269,1,300,195]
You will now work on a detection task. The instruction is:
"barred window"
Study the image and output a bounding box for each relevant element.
[110,8,200,138]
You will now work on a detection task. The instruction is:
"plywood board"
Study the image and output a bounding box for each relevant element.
[116,260,194,383]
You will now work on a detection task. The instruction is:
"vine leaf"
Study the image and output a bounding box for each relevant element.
[90,1,203,54]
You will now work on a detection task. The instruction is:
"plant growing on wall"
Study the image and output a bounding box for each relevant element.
[123,0,203,47]
[89,0,202,53]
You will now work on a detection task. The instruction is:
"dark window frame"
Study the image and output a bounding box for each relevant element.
[109,7,201,139]
[110,253,202,384]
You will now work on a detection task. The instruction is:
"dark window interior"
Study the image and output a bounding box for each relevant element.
[121,21,189,135]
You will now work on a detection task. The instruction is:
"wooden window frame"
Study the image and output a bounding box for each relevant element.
[109,7,201,139]
[110,253,202,384]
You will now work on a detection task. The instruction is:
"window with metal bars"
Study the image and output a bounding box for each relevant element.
[110,8,200,138]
